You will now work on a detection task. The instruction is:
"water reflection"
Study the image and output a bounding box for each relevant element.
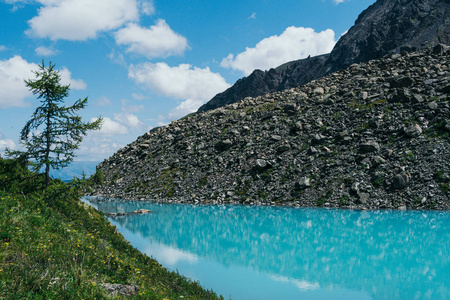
[86,198,450,300]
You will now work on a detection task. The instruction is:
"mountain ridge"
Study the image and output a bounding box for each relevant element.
[91,45,450,210]
[198,0,450,113]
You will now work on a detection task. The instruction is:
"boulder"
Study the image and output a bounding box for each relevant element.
[100,283,139,297]
[295,177,311,189]
[404,124,422,137]
[393,172,411,190]
[359,141,380,153]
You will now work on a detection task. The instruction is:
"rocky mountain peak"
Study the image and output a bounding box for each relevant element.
[197,0,449,113]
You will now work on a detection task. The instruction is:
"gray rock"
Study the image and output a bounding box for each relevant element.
[432,44,447,55]
[308,146,319,155]
[404,124,422,137]
[133,209,152,214]
[292,121,302,131]
[428,101,438,110]
[351,182,360,193]
[411,94,424,103]
[215,139,233,151]
[387,76,413,88]
[393,172,411,190]
[295,177,311,189]
[100,283,139,297]
[313,87,324,95]
[359,141,380,153]
[357,192,370,204]
[373,156,386,165]
[277,144,291,153]
[270,135,282,142]
[255,159,268,170]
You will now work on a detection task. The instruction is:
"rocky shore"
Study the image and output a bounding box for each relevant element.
[91,46,449,210]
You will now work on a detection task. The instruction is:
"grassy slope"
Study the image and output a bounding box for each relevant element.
[0,158,221,299]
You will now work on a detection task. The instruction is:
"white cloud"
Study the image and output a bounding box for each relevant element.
[78,136,124,161]
[139,0,155,15]
[0,45,7,51]
[95,96,113,107]
[27,0,140,41]
[59,67,86,90]
[91,117,128,136]
[332,0,346,4]
[114,20,188,58]
[0,56,87,109]
[221,26,336,75]
[35,46,58,56]
[167,99,204,120]
[0,139,17,151]
[248,12,256,19]
[114,113,145,129]
[128,62,230,100]
[0,56,35,108]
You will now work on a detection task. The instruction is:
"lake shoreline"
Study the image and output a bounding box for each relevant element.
[87,194,450,211]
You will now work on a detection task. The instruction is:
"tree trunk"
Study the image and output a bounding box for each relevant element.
[45,163,50,187]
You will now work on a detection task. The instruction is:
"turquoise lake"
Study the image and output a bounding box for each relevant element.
[83,198,450,300]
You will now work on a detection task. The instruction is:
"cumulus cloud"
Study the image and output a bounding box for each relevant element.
[167,99,204,120]
[59,67,87,90]
[27,0,140,41]
[129,62,230,120]
[221,26,336,75]
[0,56,84,109]
[91,117,128,136]
[0,130,17,152]
[0,139,17,151]
[114,20,188,58]
[114,113,145,129]
[35,46,58,56]
[138,0,155,15]
[78,136,124,161]
[0,56,36,108]
[128,62,230,100]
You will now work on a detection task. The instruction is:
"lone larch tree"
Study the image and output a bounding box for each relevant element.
[20,61,102,186]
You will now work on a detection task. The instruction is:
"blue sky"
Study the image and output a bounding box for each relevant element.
[0,0,376,163]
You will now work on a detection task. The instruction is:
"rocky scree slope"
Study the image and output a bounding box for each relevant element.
[92,46,450,210]
[198,0,450,113]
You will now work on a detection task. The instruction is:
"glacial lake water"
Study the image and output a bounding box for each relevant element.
[83,198,450,300]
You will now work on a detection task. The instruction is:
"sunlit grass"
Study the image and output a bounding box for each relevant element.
[0,158,222,299]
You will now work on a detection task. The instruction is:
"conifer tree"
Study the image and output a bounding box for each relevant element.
[20,61,102,186]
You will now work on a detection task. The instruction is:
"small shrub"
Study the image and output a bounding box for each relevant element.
[339,196,349,206]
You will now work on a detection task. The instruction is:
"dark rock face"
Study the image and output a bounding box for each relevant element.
[92,47,450,210]
[197,0,450,113]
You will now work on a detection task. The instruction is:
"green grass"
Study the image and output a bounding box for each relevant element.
[0,157,221,299]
